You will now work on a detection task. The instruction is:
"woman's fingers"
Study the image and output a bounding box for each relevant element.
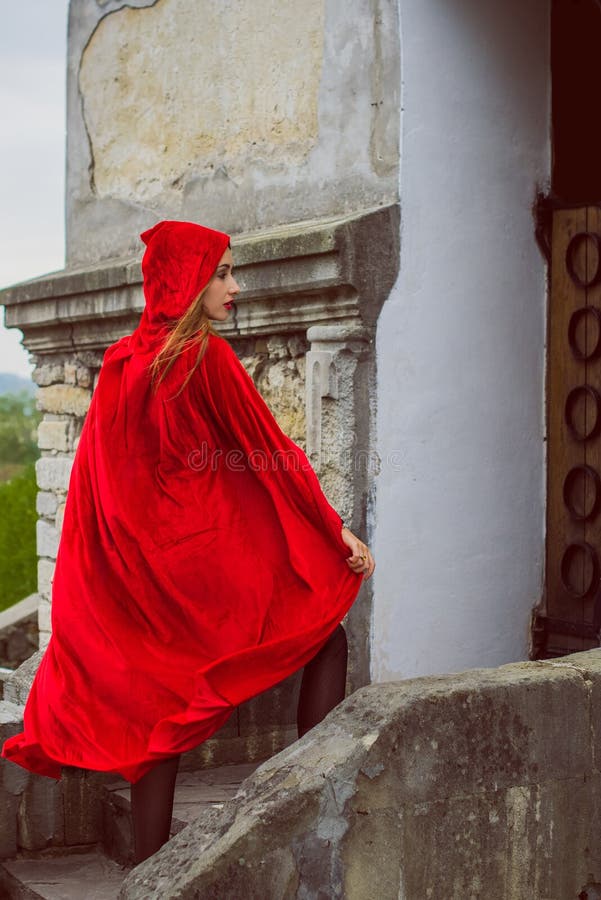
[345,544,375,579]
[363,549,375,579]
[341,526,375,579]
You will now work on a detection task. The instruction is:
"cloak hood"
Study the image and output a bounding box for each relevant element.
[131,219,230,351]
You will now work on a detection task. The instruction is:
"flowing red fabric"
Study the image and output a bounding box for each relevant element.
[1,221,363,784]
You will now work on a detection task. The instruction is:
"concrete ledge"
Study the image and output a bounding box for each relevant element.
[0,594,39,671]
[3,649,44,706]
[119,651,601,900]
[0,594,39,631]
[0,205,399,352]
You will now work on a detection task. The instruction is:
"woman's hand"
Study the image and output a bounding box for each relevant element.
[340,526,375,579]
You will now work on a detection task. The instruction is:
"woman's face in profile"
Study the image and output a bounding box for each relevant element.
[201,247,240,320]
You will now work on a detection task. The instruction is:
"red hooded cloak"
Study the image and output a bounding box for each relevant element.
[1,221,363,784]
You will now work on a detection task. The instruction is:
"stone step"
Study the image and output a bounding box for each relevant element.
[0,761,262,898]
[101,760,262,865]
[0,846,131,899]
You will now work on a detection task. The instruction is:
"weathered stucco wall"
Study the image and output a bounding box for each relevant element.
[79,0,325,202]
[67,0,400,264]
[373,0,551,680]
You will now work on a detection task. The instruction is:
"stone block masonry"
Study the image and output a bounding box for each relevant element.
[31,357,102,650]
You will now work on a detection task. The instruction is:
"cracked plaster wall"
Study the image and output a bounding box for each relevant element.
[66,0,400,264]
[79,0,324,202]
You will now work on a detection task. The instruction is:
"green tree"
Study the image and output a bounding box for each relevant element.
[0,390,42,610]
[0,389,41,481]
[0,462,38,612]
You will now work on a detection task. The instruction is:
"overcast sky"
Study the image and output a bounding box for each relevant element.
[0,0,69,377]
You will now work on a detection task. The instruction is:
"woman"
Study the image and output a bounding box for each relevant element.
[1,221,374,864]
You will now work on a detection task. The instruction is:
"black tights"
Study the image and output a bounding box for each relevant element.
[131,753,180,865]
[296,623,348,738]
[130,624,348,864]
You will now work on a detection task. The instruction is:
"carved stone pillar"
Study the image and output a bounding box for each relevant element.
[306,324,375,690]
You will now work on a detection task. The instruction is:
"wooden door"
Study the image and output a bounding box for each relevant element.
[535,206,601,658]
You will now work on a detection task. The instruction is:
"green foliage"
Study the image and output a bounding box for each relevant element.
[0,390,42,610]
[0,389,41,469]
[0,462,38,612]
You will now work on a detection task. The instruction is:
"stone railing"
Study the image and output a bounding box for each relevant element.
[120,649,601,899]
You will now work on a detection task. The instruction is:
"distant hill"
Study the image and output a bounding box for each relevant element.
[0,373,37,397]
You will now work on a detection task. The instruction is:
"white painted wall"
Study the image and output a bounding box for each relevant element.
[372,0,551,680]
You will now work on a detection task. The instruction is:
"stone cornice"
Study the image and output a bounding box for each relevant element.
[1,204,399,355]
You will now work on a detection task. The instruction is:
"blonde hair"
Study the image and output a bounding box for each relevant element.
[147,282,220,400]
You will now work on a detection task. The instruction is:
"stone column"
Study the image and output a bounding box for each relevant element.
[306,324,375,691]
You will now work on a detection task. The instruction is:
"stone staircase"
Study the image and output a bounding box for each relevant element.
[0,649,300,900]
[0,760,262,899]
